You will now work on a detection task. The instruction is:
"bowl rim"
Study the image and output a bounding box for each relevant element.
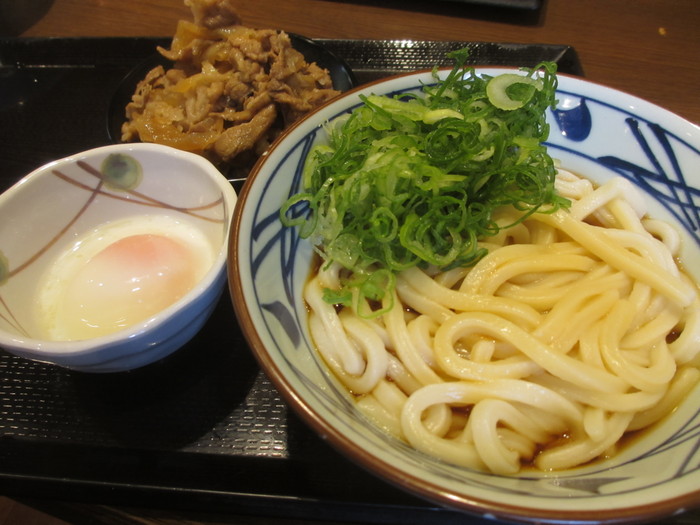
[229,67,700,523]
[0,142,236,356]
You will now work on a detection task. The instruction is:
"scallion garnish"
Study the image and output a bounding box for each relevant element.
[281,49,570,316]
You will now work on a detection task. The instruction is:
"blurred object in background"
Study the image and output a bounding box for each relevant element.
[0,0,54,36]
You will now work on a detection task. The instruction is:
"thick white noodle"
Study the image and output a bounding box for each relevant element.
[305,170,700,475]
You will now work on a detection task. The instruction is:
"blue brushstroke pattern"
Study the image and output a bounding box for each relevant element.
[551,98,592,141]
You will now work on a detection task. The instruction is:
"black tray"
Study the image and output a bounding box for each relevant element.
[0,37,656,525]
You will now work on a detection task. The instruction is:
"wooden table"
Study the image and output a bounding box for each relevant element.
[4,0,700,523]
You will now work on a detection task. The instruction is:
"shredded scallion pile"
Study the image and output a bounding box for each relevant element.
[281,49,570,314]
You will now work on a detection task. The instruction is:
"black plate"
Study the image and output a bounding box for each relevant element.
[0,38,634,525]
[106,33,357,146]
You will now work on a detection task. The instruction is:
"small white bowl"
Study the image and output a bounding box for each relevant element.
[0,143,236,373]
[229,69,700,523]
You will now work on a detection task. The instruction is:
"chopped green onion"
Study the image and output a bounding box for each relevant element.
[281,49,569,314]
[486,74,543,111]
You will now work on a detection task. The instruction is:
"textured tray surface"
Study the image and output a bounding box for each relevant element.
[0,37,631,524]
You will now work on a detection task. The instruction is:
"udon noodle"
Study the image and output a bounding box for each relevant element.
[304,169,700,475]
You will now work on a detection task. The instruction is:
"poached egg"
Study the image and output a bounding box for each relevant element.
[36,215,215,341]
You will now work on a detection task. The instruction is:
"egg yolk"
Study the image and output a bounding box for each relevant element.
[55,234,197,340]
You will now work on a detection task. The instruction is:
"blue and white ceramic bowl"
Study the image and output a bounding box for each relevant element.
[0,143,236,373]
[229,69,700,523]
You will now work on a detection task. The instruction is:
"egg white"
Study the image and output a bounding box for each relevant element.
[35,214,215,342]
